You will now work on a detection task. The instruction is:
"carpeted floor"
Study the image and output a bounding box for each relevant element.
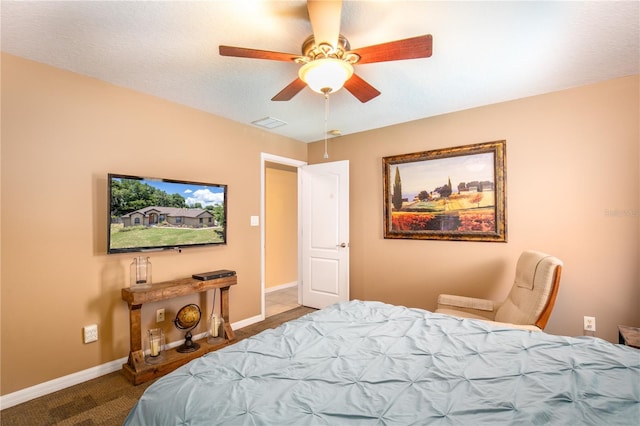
[1,370,156,426]
[0,306,315,425]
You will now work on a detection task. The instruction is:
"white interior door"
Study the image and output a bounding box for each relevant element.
[301,160,349,309]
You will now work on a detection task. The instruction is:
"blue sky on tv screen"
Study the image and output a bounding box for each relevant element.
[119,178,225,208]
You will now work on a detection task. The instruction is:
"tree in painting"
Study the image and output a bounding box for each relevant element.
[392,166,403,211]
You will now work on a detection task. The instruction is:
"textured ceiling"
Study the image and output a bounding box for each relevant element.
[1,1,638,143]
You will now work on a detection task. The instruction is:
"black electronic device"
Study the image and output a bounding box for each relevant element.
[192,269,236,281]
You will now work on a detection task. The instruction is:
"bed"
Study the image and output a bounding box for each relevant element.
[124,300,639,425]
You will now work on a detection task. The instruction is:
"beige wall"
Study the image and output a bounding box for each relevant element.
[309,75,639,344]
[1,52,638,397]
[265,165,298,290]
[0,54,307,395]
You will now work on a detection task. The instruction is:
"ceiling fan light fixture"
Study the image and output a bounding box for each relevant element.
[299,58,353,95]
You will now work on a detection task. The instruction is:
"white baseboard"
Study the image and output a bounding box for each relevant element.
[0,315,265,410]
[265,281,298,293]
[231,313,264,329]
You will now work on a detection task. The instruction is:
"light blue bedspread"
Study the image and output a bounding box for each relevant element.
[125,300,640,425]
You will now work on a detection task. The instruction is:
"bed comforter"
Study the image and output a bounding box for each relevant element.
[125,300,639,425]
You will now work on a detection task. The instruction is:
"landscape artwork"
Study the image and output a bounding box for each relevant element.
[383,141,506,242]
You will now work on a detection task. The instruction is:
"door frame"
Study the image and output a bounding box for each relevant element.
[260,153,307,319]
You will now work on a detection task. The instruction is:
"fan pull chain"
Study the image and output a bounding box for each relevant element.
[323,93,329,159]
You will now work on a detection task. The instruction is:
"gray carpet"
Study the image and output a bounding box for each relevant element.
[1,370,155,426]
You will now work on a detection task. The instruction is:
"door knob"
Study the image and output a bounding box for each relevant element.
[337,243,347,248]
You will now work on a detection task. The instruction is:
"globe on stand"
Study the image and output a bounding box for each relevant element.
[174,304,201,353]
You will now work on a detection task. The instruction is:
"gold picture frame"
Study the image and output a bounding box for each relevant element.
[383,141,507,242]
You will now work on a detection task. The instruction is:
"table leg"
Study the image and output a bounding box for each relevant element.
[219,286,235,341]
[129,304,142,352]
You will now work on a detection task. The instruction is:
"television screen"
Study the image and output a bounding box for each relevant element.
[107,173,227,254]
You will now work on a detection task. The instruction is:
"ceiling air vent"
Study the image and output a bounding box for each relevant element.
[251,117,287,129]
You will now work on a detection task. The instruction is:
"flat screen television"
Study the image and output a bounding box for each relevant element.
[107,173,227,254]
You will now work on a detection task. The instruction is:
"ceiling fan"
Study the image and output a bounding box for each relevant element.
[219,0,433,103]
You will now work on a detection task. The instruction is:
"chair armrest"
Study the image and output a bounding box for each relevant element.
[436,294,496,321]
[437,294,495,312]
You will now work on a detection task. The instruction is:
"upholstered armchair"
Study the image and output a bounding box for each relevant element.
[436,250,563,331]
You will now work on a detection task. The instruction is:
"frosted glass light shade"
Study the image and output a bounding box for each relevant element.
[299,58,354,94]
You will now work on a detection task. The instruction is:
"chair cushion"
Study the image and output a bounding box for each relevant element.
[494,251,562,325]
[514,251,540,289]
[436,309,543,332]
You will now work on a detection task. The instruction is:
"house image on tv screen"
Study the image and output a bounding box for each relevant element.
[122,206,216,228]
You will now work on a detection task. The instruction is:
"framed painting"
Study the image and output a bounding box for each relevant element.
[383,141,507,242]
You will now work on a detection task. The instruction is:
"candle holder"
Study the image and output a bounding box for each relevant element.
[145,328,165,364]
[130,256,152,289]
[207,312,225,344]
[207,289,225,344]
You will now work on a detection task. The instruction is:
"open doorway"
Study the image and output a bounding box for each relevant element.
[261,154,306,318]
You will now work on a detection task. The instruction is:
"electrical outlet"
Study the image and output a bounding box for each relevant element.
[583,316,596,332]
[84,324,98,343]
[156,308,165,323]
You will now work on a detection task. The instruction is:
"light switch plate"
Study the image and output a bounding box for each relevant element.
[84,324,98,343]
[250,216,259,226]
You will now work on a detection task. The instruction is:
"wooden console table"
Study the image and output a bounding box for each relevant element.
[121,275,237,384]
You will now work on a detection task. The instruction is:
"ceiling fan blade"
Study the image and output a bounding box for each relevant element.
[350,35,433,65]
[307,0,342,49]
[272,78,307,101]
[219,45,299,62]
[344,74,381,103]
